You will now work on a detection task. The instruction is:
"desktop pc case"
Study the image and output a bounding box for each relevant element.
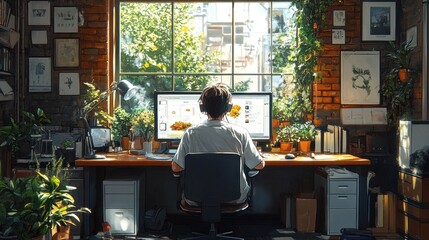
[398,120,429,173]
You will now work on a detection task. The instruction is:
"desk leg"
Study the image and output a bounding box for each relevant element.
[83,166,97,237]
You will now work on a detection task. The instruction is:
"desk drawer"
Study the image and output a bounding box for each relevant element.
[329,194,357,209]
[329,180,357,195]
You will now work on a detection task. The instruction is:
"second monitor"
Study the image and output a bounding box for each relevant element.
[154,91,272,142]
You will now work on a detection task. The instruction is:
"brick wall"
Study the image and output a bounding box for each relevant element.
[18,0,424,130]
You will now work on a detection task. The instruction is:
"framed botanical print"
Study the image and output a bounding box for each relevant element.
[341,51,380,105]
[54,38,80,68]
[29,57,51,93]
[362,1,396,41]
[59,73,80,95]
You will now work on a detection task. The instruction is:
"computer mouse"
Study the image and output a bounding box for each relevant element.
[285,153,295,159]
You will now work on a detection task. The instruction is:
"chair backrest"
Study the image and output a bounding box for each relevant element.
[183,152,241,205]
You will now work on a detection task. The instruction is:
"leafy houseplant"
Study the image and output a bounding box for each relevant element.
[294,121,317,142]
[0,169,91,239]
[111,107,133,142]
[386,40,414,82]
[0,108,50,158]
[276,124,299,152]
[131,109,155,148]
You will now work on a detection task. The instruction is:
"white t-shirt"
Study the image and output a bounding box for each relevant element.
[173,120,263,205]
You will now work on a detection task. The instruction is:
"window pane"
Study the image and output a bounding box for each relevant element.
[174,3,232,74]
[120,2,172,73]
[234,2,270,74]
[234,75,272,92]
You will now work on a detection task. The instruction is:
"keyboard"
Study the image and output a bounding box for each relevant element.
[145,154,172,160]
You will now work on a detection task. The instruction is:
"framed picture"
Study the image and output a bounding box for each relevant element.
[28,1,51,26]
[406,25,418,48]
[333,10,346,26]
[54,38,80,68]
[54,7,79,33]
[332,29,345,44]
[362,1,396,41]
[59,73,80,95]
[341,108,387,125]
[341,51,380,105]
[29,57,51,93]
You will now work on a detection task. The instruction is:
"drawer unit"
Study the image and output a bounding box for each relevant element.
[397,170,429,239]
[103,180,139,235]
[315,167,359,235]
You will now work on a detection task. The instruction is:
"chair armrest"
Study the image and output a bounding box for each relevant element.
[248,170,259,178]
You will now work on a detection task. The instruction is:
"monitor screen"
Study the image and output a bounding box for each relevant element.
[154,91,272,141]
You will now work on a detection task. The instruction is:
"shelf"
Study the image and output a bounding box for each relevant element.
[0,93,13,101]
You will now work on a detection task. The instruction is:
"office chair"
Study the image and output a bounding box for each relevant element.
[176,152,257,240]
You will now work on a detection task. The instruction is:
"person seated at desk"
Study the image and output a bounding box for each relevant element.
[171,83,265,206]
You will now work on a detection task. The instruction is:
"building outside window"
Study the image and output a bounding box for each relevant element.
[117,1,296,112]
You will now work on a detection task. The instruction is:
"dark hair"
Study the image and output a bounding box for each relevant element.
[199,83,232,118]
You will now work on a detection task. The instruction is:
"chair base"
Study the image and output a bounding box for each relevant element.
[180,223,244,240]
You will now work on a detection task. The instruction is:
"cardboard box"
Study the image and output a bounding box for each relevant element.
[295,193,317,232]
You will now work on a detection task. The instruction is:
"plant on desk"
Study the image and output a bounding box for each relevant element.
[131,109,155,152]
[276,124,299,152]
[111,107,133,149]
[294,121,317,153]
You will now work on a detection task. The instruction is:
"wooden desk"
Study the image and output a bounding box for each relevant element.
[75,153,370,237]
[75,153,370,167]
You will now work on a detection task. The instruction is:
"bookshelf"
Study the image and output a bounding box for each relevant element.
[0,0,17,103]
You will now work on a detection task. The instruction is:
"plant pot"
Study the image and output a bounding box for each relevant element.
[280,121,291,128]
[272,119,280,129]
[280,142,293,152]
[121,136,131,150]
[298,140,312,153]
[52,225,70,240]
[313,118,323,127]
[398,68,410,82]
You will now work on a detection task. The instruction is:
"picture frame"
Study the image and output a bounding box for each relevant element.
[341,108,387,125]
[54,7,79,33]
[362,1,396,41]
[28,1,51,26]
[29,57,51,93]
[54,38,80,68]
[406,25,418,48]
[333,10,346,27]
[332,29,345,44]
[59,73,80,95]
[341,51,380,105]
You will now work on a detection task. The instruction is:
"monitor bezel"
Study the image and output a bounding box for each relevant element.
[154,91,272,142]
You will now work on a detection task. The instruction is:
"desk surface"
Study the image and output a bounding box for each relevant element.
[75,153,370,167]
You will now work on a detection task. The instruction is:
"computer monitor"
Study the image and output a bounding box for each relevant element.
[154,91,272,142]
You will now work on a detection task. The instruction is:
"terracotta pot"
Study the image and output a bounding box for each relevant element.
[398,69,410,82]
[313,118,323,127]
[121,136,131,150]
[298,140,311,153]
[280,121,291,128]
[272,119,280,129]
[280,142,293,152]
[52,225,70,240]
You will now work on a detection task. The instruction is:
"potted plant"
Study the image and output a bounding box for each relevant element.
[0,167,91,240]
[130,109,155,152]
[55,139,76,166]
[294,121,317,153]
[386,40,414,82]
[276,124,299,152]
[111,107,133,149]
[0,108,50,159]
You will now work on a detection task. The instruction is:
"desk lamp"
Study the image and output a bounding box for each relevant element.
[82,80,138,159]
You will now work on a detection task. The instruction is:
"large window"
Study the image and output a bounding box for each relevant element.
[117,1,296,111]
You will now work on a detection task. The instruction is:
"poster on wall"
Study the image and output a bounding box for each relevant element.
[29,57,51,93]
[341,51,380,105]
[54,7,79,33]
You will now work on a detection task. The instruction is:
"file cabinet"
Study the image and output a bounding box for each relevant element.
[315,167,359,235]
[103,180,139,235]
